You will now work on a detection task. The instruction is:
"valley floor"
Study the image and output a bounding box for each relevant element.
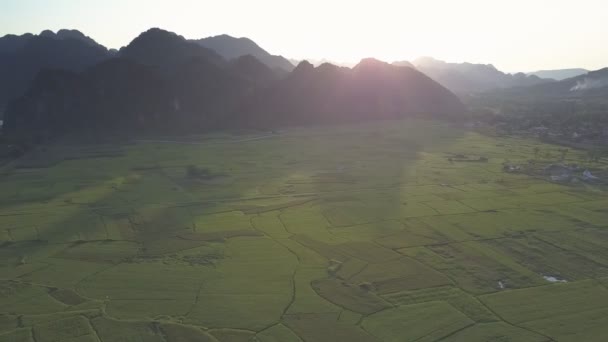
[1,119,608,342]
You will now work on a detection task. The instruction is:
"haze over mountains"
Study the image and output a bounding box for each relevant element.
[1,27,604,143]
[245,59,465,126]
[469,66,608,139]
[491,67,608,100]
[402,57,552,95]
[196,35,294,72]
[291,58,593,95]
[526,68,589,81]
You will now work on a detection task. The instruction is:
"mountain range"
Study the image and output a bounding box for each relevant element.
[291,58,589,96]
[245,59,464,126]
[495,67,608,100]
[2,27,601,143]
[0,29,293,113]
[398,57,553,95]
[2,28,465,141]
[526,68,589,81]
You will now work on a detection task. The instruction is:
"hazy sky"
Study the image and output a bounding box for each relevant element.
[2,0,607,72]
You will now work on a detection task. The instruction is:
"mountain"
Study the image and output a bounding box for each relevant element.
[526,68,589,81]
[119,28,225,69]
[3,29,466,141]
[497,68,608,100]
[392,60,415,68]
[3,56,256,138]
[0,29,111,112]
[3,30,278,139]
[412,57,552,95]
[195,34,294,72]
[243,59,466,127]
[5,58,466,141]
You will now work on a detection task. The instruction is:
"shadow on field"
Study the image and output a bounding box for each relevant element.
[298,119,467,242]
[265,119,469,333]
[0,118,468,337]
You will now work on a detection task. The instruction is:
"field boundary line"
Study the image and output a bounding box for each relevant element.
[475,295,556,341]
[248,213,300,326]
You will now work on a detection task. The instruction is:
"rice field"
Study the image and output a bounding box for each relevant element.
[1,119,607,341]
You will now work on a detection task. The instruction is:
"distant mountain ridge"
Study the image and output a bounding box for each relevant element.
[195,34,294,72]
[526,68,589,81]
[497,67,608,100]
[404,57,553,95]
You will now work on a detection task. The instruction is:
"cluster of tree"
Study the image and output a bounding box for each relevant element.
[2,28,466,143]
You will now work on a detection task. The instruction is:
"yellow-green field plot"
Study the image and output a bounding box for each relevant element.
[1,119,607,341]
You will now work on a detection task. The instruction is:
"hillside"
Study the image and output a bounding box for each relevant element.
[246,59,466,127]
[3,54,279,139]
[0,29,111,111]
[195,34,294,72]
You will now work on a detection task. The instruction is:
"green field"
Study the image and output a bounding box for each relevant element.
[1,119,608,341]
